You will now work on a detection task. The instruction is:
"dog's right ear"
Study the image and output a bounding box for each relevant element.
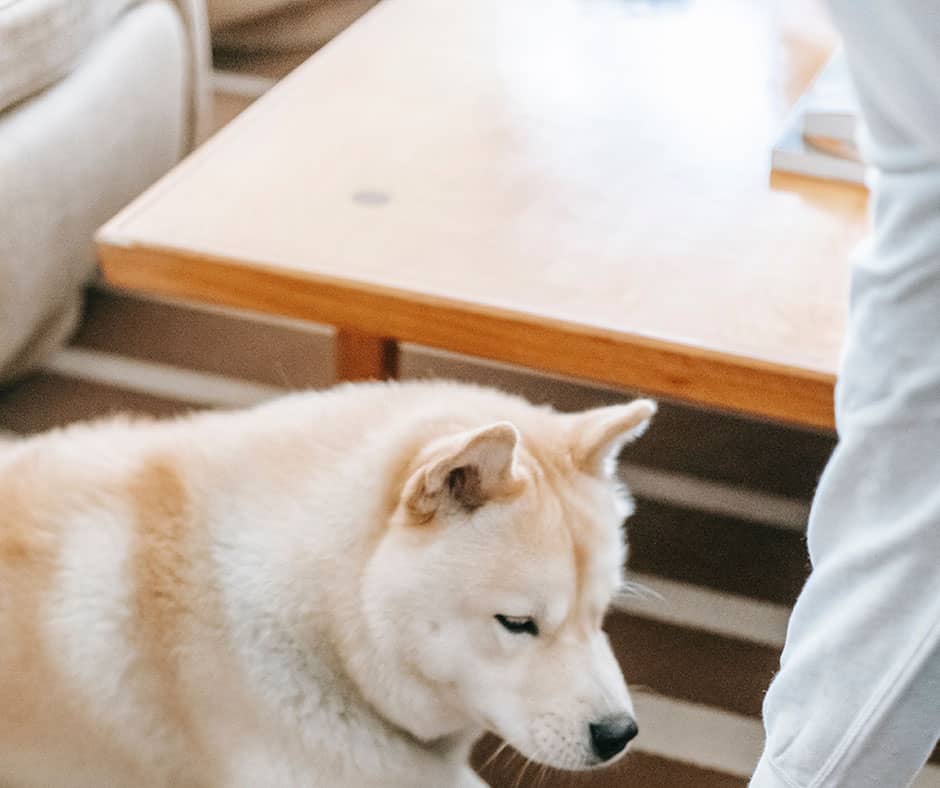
[402,422,521,522]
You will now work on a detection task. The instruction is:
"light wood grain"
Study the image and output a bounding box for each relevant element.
[97,0,867,429]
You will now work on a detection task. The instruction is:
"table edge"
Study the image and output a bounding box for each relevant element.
[95,232,836,430]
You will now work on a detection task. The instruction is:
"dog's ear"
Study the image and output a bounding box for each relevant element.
[568,399,656,477]
[403,422,520,521]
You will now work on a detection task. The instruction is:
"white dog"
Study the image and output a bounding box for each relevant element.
[0,381,655,787]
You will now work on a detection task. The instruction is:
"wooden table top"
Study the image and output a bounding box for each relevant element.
[97,0,867,429]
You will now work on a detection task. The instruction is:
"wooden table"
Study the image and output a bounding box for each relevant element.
[97,0,867,430]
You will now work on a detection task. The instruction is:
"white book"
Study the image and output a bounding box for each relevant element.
[772,109,867,186]
[800,49,859,144]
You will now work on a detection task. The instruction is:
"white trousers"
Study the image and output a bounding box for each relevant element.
[751,3,940,787]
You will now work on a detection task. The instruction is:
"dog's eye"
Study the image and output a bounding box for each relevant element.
[495,614,539,636]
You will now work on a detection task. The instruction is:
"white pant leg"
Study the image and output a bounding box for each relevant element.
[751,3,940,787]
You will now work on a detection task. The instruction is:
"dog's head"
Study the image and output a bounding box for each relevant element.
[361,398,655,770]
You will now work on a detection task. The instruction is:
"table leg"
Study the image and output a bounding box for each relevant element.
[335,329,399,382]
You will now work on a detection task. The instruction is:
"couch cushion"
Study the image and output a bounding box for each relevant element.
[0,0,137,111]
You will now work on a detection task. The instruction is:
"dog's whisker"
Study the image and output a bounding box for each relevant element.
[502,747,523,773]
[273,360,295,391]
[616,578,664,602]
[535,761,551,788]
[506,749,527,784]
[512,754,535,788]
[480,739,511,772]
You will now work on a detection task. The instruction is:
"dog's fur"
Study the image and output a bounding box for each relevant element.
[0,381,655,788]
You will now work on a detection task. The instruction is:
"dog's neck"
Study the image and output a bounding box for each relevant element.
[220,524,480,778]
[321,549,482,748]
[308,611,478,763]
[333,602,480,746]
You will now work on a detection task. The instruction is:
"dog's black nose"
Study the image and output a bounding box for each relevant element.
[589,714,638,762]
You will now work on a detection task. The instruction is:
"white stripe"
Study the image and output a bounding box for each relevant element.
[633,693,940,784]
[632,693,764,777]
[211,69,276,99]
[615,573,790,650]
[43,348,284,408]
[621,462,811,532]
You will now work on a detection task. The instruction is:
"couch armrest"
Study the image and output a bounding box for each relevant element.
[173,0,212,148]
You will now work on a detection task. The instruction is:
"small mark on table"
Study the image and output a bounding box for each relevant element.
[352,190,391,206]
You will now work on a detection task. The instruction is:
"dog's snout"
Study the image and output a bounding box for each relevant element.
[589,714,638,761]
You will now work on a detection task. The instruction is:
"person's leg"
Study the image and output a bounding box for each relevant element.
[751,3,940,787]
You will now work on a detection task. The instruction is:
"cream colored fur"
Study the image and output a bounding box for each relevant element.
[0,381,655,788]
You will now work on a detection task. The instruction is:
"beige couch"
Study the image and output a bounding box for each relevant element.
[0,0,210,382]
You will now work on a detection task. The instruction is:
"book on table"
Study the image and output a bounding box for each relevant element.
[771,48,867,187]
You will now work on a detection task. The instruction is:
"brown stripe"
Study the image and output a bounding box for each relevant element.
[0,373,195,435]
[210,91,253,136]
[400,346,834,499]
[606,612,779,719]
[472,734,747,788]
[212,1,378,60]
[213,50,311,81]
[932,740,939,765]
[74,287,333,390]
[622,398,834,501]
[627,499,810,606]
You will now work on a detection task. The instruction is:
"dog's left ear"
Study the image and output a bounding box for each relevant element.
[568,399,657,477]
[403,422,521,522]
